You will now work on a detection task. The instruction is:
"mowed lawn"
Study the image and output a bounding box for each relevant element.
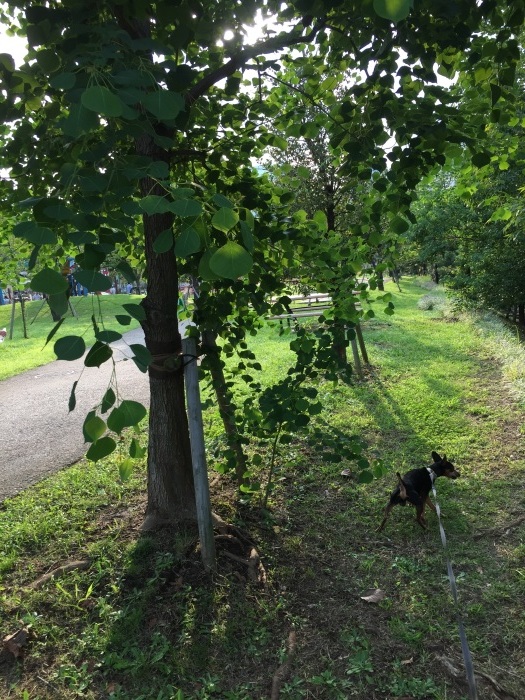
[0,277,524,700]
[0,294,142,380]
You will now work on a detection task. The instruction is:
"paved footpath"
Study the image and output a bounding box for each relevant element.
[0,328,150,502]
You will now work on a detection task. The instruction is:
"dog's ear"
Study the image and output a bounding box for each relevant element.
[431,451,441,462]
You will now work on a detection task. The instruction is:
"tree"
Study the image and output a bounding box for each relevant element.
[0,0,523,531]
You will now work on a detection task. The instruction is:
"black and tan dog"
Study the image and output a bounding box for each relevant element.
[377,451,460,532]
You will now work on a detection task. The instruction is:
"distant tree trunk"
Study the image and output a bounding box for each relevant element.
[432,264,440,285]
[518,303,525,326]
[377,270,385,291]
[137,133,197,531]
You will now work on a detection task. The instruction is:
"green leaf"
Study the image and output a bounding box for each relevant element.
[358,470,374,484]
[153,228,174,253]
[54,335,86,361]
[119,458,134,482]
[116,314,132,326]
[139,195,172,215]
[13,221,57,245]
[36,48,60,72]
[489,206,512,222]
[115,260,138,284]
[86,436,117,462]
[74,270,111,292]
[472,152,491,168]
[211,207,239,233]
[61,103,99,137]
[198,249,220,281]
[122,303,146,321]
[169,199,203,217]
[389,215,410,234]
[48,293,69,319]
[240,221,254,252]
[209,242,253,279]
[142,90,184,120]
[174,227,202,257]
[373,0,411,22]
[130,344,152,372]
[68,381,78,413]
[81,85,124,118]
[96,330,122,343]
[107,400,147,434]
[84,341,113,368]
[50,72,76,90]
[84,415,107,442]
[31,267,69,294]
[44,318,65,347]
[101,388,117,414]
[212,193,234,208]
[0,53,15,72]
[313,210,328,232]
[129,437,146,459]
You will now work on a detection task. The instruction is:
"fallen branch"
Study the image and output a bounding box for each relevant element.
[271,630,297,700]
[28,560,91,590]
[473,515,525,540]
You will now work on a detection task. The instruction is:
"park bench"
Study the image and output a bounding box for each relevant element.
[267,292,369,378]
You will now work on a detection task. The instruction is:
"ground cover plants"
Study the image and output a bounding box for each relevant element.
[1,277,524,699]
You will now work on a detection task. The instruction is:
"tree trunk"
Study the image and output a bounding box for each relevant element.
[518,303,525,326]
[137,133,197,531]
[377,270,385,291]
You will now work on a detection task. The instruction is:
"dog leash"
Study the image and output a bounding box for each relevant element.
[429,470,479,700]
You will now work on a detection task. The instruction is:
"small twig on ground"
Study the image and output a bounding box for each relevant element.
[473,515,525,540]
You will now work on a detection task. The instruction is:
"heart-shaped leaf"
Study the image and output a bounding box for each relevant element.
[83,415,107,442]
[81,85,124,118]
[13,221,57,245]
[54,335,86,361]
[74,270,111,292]
[174,227,201,258]
[31,267,69,294]
[211,207,239,233]
[209,242,253,279]
[86,436,117,462]
[153,228,174,253]
[143,90,184,120]
[84,341,113,368]
[107,400,147,434]
[373,0,411,22]
[169,199,203,218]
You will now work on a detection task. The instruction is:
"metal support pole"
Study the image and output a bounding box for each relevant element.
[182,337,216,572]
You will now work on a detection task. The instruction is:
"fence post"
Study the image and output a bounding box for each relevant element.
[182,336,216,573]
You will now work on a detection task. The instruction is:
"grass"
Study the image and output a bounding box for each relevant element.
[1,277,525,699]
[0,295,142,380]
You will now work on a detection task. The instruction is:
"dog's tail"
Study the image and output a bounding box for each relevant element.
[396,472,408,501]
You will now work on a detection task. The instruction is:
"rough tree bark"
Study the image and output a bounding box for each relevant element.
[137,133,197,530]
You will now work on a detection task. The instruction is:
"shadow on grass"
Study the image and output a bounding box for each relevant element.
[100,525,281,699]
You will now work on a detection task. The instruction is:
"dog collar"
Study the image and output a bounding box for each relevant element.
[427,467,437,483]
